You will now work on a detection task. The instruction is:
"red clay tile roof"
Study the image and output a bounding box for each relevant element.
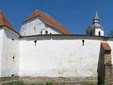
[101,42,111,51]
[0,11,14,30]
[25,10,71,34]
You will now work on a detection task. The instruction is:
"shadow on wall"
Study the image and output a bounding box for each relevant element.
[97,43,112,85]
[97,45,105,84]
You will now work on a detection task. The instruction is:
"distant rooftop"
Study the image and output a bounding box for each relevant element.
[0,10,14,31]
[24,10,71,34]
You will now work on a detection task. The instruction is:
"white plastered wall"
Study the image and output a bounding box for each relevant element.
[20,17,61,36]
[95,29,104,36]
[1,27,20,77]
[19,36,102,78]
[0,28,4,77]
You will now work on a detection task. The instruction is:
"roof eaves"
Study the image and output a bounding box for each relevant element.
[20,34,108,38]
[23,15,39,23]
[2,25,21,37]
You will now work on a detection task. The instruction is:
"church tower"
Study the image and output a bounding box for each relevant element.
[86,10,104,36]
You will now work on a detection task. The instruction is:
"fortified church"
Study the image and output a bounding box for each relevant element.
[0,10,113,84]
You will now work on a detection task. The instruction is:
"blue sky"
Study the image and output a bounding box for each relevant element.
[0,0,113,35]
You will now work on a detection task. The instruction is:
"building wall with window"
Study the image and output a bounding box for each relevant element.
[1,27,20,77]
[19,36,103,78]
[95,28,104,36]
[0,27,113,80]
[20,17,62,36]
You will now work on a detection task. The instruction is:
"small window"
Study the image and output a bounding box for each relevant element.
[82,40,85,46]
[13,56,15,59]
[45,31,48,34]
[99,31,101,36]
[12,39,14,41]
[11,74,14,77]
[34,40,37,46]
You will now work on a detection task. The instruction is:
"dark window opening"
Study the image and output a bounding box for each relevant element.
[11,74,14,77]
[34,40,37,46]
[105,50,111,54]
[13,56,15,59]
[12,39,14,41]
[99,31,101,36]
[82,40,85,46]
[45,31,48,34]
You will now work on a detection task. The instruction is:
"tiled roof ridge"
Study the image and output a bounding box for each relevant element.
[24,9,71,34]
[101,42,111,51]
[0,10,15,31]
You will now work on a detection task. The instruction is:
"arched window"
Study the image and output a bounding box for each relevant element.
[40,30,48,34]
[45,31,48,34]
[99,31,101,36]
[41,30,43,34]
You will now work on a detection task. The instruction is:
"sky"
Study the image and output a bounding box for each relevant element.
[0,0,113,35]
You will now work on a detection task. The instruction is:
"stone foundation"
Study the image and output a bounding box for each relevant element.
[0,77,97,84]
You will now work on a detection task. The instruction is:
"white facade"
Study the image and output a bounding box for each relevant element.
[19,36,102,77]
[0,25,113,80]
[95,28,104,36]
[0,27,20,77]
[0,28,4,77]
[20,17,62,36]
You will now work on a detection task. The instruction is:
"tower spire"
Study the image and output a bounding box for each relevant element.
[86,9,104,36]
[93,10,99,24]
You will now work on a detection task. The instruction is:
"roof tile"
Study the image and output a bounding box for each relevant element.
[0,11,14,30]
[101,42,111,51]
[25,10,71,34]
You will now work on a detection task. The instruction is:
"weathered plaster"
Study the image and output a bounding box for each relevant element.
[20,17,62,36]
[0,28,4,77]
[19,36,102,78]
[1,27,20,77]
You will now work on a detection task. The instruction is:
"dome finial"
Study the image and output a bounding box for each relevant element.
[94,8,99,19]
[93,8,99,23]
